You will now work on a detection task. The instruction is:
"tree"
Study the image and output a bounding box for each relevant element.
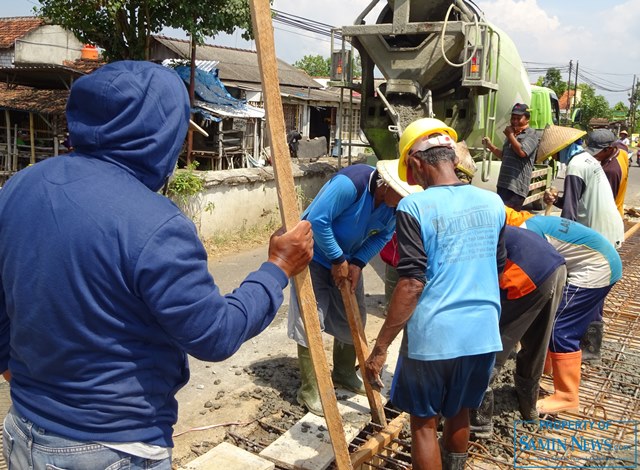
[574,84,611,130]
[540,68,567,99]
[36,0,254,61]
[612,101,628,113]
[292,54,331,77]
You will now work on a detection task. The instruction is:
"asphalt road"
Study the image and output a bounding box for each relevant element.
[548,157,640,209]
[625,160,640,207]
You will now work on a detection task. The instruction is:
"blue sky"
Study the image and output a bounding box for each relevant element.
[3,0,639,105]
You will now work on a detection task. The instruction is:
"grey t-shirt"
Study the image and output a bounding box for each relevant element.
[497,127,540,198]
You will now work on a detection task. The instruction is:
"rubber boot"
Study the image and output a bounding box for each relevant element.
[439,440,468,470]
[514,374,540,423]
[470,388,494,438]
[580,321,603,364]
[331,339,365,395]
[296,345,324,416]
[536,350,581,415]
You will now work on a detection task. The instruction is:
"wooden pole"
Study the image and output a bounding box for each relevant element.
[29,112,35,165]
[339,286,386,425]
[4,111,10,171]
[12,124,17,171]
[248,1,353,469]
[53,116,59,157]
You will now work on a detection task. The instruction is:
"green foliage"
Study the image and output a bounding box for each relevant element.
[293,54,331,77]
[612,101,628,113]
[540,68,567,99]
[36,0,257,61]
[351,54,362,79]
[167,161,204,207]
[574,84,612,130]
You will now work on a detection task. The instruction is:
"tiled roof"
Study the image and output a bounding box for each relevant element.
[62,58,106,73]
[0,17,46,49]
[0,86,68,115]
[152,35,321,89]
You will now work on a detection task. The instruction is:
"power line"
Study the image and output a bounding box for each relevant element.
[273,25,333,43]
[269,10,636,94]
[271,9,341,40]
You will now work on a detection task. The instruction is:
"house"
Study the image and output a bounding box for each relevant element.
[558,89,582,123]
[150,36,361,166]
[0,17,102,178]
[0,20,363,176]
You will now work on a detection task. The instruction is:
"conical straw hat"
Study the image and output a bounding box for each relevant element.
[536,125,586,163]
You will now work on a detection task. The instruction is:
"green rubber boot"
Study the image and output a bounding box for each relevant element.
[296,345,324,416]
[331,339,365,395]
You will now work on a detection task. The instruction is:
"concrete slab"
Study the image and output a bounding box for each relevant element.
[180,441,274,470]
[258,337,401,470]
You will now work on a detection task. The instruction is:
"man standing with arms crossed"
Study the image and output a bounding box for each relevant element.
[365,118,506,470]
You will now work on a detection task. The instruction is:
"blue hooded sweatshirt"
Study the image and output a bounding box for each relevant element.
[0,61,288,447]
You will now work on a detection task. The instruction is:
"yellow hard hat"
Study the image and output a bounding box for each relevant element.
[398,118,458,182]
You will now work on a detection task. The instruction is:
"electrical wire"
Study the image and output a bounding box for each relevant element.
[271,9,340,40]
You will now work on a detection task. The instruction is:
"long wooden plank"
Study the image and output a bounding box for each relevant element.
[248,1,352,469]
[624,222,640,241]
[339,285,386,425]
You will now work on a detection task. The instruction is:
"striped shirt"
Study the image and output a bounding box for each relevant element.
[497,127,540,198]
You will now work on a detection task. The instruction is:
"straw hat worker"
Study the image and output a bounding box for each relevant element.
[539,125,623,249]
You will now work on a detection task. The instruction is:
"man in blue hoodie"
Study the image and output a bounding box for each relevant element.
[0,61,313,469]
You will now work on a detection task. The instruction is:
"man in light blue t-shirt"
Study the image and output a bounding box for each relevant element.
[365,118,506,470]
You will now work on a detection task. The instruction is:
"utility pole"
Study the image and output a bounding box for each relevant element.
[629,75,637,133]
[565,60,573,124]
[571,61,579,119]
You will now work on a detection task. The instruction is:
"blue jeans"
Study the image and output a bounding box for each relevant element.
[3,408,171,470]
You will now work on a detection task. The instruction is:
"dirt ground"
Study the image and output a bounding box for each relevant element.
[171,244,393,468]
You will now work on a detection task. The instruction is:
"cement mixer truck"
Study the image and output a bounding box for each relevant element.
[332,0,559,203]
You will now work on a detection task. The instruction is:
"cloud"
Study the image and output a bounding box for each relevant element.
[476,0,581,63]
[604,0,640,59]
[476,0,638,103]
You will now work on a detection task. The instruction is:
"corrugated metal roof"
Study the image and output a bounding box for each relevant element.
[0,17,45,50]
[152,35,321,89]
[0,59,102,90]
[194,99,265,119]
[162,59,219,73]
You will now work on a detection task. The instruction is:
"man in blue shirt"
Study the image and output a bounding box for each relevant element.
[365,118,506,470]
[287,162,407,416]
